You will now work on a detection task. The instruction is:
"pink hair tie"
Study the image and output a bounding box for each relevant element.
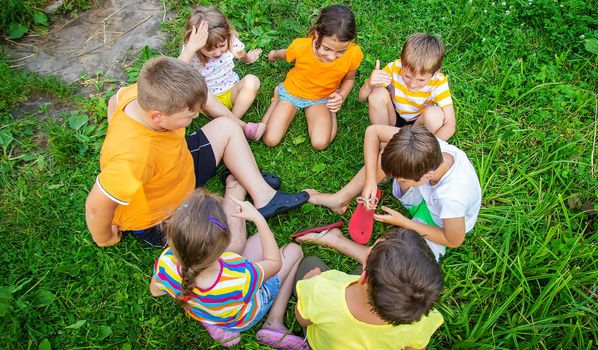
[181,294,192,302]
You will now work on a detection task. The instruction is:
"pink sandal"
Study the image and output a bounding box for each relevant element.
[200,321,241,347]
[244,122,266,141]
[256,328,310,350]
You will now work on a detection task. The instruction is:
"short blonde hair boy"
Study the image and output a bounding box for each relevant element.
[138,56,208,115]
[400,33,445,75]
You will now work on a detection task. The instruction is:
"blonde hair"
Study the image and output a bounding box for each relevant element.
[184,6,235,64]
[400,33,445,75]
[163,189,231,306]
[137,56,207,115]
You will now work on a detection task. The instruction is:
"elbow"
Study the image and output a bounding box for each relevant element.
[444,236,465,249]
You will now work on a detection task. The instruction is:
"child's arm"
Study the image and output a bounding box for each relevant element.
[362,125,400,207]
[434,105,456,141]
[235,48,263,64]
[374,207,466,248]
[326,70,357,113]
[85,183,121,247]
[178,21,209,64]
[267,49,287,62]
[358,60,392,102]
[107,94,117,122]
[149,276,167,297]
[230,197,282,279]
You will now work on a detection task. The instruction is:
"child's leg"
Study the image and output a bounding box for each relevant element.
[261,100,298,147]
[203,91,247,128]
[305,104,336,151]
[222,175,248,254]
[367,87,396,125]
[261,243,303,330]
[201,118,276,208]
[307,159,387,214]
[260,85,280,126]
[415,105,444,135]
[230,74,261,119]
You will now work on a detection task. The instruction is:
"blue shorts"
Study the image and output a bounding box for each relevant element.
[278,83,328,110]
[235,275,281,332]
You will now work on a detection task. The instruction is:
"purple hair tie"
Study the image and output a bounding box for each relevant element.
[208,216,227,232]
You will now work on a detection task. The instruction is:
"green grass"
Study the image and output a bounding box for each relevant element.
[1,0,597,348]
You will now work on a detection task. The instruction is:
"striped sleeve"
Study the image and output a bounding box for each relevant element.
[431,74,453,108]
[153,248,182,297]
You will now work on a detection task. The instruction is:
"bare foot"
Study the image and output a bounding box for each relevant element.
[294,227,343,247]
[305,189,348,215]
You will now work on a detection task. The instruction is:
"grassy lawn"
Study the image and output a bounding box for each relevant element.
[1,0,596,348]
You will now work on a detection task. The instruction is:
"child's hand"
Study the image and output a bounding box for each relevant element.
[245,48,263,64]
[326,92,344,113]
[361,180,379,210]
[267,50,279,61]
[229,196,264,223]
[374,206,410,227]
[186,21,209,52]
[367,60,391,88]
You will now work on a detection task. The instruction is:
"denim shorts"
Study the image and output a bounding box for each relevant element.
[235,275,281,331]
[278,83,328,110]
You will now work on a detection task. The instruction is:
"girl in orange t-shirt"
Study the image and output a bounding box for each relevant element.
[261,5,363,150]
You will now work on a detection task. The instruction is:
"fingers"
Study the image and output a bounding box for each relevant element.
[379,205,397,215]
[375,59,380,70]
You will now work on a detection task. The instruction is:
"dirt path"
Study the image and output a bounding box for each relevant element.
[6,0,168,86]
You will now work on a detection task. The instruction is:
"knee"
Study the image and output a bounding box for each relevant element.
[262,130,282,147]
[242,74,261,93]
[210,117,244,135]
[368,87,391,106]
[310,137,330,151]
[227,237,247,255]
[282,243,303,263]
[421,106,445,129]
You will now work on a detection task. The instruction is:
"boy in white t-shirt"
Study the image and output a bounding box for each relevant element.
[307,125,481,260]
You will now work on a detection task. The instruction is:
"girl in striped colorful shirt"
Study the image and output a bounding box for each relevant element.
[150,189,307,348]
[358,33,456,141]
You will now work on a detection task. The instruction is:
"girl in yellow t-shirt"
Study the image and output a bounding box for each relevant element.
[261,5,363,150]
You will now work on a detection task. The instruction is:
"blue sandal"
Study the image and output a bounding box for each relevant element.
[258,191,310,218]
[220,170,282,190]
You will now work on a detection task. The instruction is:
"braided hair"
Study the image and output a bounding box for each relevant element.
[163,189,231,306]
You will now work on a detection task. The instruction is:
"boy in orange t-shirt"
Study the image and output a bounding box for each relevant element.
[85,57,308,249]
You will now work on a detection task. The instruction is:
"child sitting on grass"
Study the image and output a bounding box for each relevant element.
[359,33,456,140]
[308,125,481,260]
[179,6,265,140]
[150,189,305,348]
[85,56,308,249]
[261,5,363,150]
[258,227,444,350]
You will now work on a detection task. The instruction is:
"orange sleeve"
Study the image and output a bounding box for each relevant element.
[349,45,364,71]
[285,38,303,63]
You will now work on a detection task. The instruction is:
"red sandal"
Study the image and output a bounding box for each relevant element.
[348,189,382,244]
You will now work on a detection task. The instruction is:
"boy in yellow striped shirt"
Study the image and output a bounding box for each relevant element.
[358,33,456,140]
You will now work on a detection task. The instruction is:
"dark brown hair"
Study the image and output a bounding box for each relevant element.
[381,125,443,181]
[138,56,207,115]
[163,189,230,306]
[184,6,234,64]
[308,5,356,49]
[400,33,445,75]
[366,228,444,325]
